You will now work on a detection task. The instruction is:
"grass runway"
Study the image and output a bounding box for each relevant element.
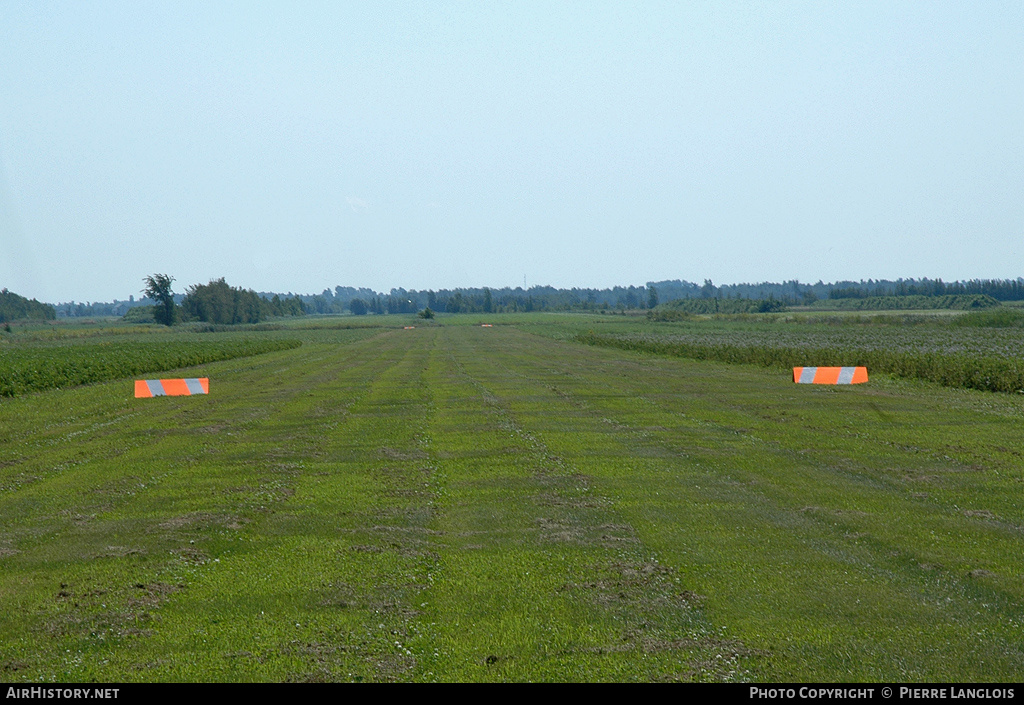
[2,321,1023,681]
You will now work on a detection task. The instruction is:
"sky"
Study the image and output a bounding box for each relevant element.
[1,1,1022,303]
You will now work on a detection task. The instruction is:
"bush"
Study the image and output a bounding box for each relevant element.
[122,306,157,324]
[182,279,304,324]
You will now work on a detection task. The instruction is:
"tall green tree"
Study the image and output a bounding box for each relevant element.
[143,274,177,326]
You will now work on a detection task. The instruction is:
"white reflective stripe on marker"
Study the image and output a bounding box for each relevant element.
[146,380,166,396]
[799,367,817,384]
[184,378,206,394]
[837,367,856,384]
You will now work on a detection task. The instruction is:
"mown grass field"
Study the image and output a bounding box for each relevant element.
[2,314,1024,682]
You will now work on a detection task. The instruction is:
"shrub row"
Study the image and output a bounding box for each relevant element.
[815,294,1000,311]
[0,338,301,397]
[949,308,1024,328]
[652,298,787,316]
[575,332,1024,394]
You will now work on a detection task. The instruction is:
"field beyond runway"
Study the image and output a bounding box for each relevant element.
[2,320,1023,682]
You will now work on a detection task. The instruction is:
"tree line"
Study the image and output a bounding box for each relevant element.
[0,289,56,323]
[300,284,659,316]
[19,275,1024,324]
[650,277,1024,306]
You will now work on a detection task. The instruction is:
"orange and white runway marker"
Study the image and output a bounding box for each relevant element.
[793,367,868,385]
[135,378,209,397]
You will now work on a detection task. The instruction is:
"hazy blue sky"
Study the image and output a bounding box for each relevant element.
[1,1,1021,303]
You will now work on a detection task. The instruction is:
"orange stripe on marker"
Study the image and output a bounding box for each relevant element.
[161,379,190,396]
[813,367,842,384]
[134,380,152,398]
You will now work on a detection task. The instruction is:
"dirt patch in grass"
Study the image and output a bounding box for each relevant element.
[365,653,416,682]
[556,627,765,682]
[535,517,585,543]
[349,544,384,554]
[534,516,639,549]
[42,579,184,645]
[347,523,442,559]
[318,583,359,609]
[1,660,31,674]
[45,603,152,640]
[172,546,210,565]
[64,512,100,526]
[93,545,147,559]
[655,657,752,683]
[559,560,706,611]
[316,579,426,616]
[284,667,337,683]
[596,524,642,547]
[129,582,182,608]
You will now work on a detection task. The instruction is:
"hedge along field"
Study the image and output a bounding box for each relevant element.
[574,331,1024,394]
[809,294,1001,311]
[2,319,1024,681]
[0,338,302,397]
[539,312,1024,394]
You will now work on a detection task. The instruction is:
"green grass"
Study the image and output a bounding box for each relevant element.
[2,315,1024,681]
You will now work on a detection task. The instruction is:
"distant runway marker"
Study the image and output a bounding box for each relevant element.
[793,367,868,385]
[135,378,209,397]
